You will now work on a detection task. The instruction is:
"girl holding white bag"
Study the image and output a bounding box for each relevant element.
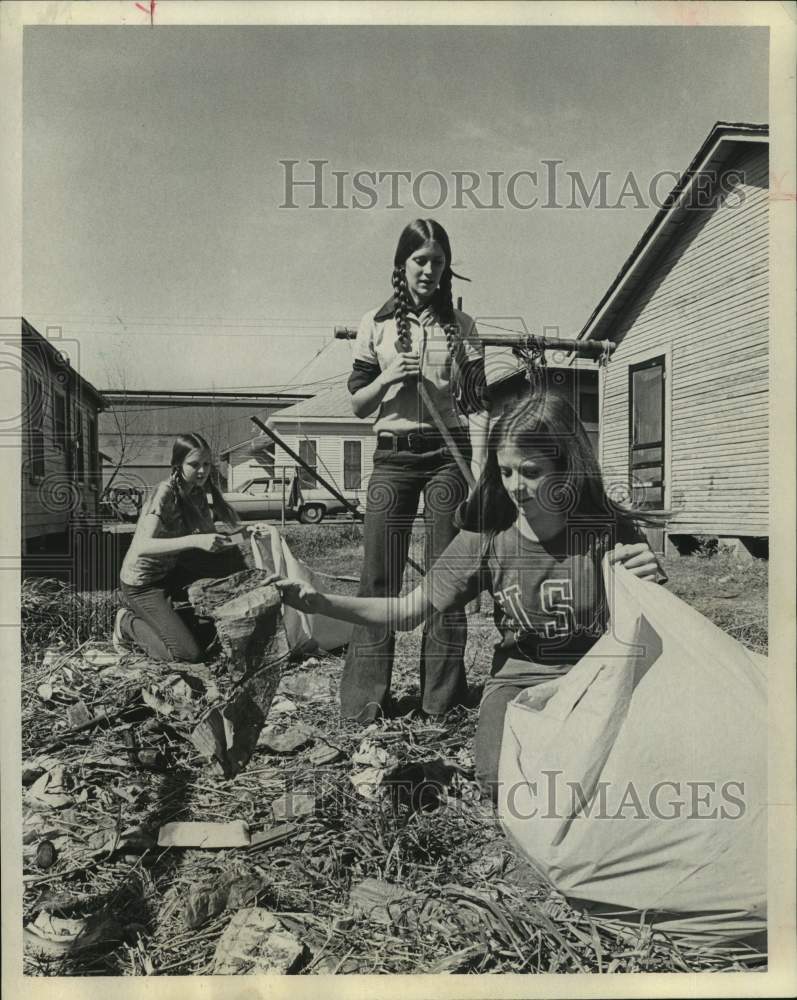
[269,387,665,799]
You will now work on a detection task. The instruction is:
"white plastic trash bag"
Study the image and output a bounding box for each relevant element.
[497,561,767,949]
[251,527,353,655]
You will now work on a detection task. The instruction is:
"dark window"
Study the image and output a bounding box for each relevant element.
[26,371,46,480]
[628,356,665,510]
[579,389,599,425]
[74,407,85,482]
[343,440,362,490]
[52,389,67,449]
[87,413,98,484]
[298,439,317,489]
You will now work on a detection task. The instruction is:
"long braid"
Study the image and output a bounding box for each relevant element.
[435,268,465,406]
[391,265,413,351]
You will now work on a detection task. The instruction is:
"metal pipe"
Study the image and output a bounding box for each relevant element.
[250,416,363,521]
[333,325,614,358]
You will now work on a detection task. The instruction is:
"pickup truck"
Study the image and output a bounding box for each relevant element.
[223,476,359,524]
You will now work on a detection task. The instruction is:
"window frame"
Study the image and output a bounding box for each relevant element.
[297,438,318,490]
[627,353,667,512]
[342,438,362,491]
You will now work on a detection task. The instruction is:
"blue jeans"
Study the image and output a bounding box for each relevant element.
[119,547,245,663]
[340,443,470,720]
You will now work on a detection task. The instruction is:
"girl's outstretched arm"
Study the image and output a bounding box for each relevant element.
[268,576,433,632]
[130,506,236,558]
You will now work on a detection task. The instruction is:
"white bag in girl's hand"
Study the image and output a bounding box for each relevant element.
[498,562,767,949]
[251,527,353,655]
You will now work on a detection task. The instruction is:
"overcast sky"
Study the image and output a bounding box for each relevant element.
[22,25,768,393]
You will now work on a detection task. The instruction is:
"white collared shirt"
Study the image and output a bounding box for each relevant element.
[352,303,484,435]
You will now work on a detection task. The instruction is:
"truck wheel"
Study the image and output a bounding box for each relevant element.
[299,504,324,524]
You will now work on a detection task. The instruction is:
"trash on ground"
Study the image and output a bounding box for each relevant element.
[182,869,267,930]
[26,767,73,809]
[36,840,58,870]
[348,878,417,926]
[81,649,119,669]
[351,739,391,768]
[271,792,315,823]
[66,701,93,729]
[157,820,250,849]
[211,907,305,975]
[248,823,298,851]
[257,723,314,754]
[306,742,342,766]
[23,911,125,958]
[350,766,385,801]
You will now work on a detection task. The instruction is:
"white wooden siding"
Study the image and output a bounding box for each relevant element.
[268,420,377,505]
[600,144,768,536]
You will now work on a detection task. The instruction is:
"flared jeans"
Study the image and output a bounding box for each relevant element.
[340,442,471,721]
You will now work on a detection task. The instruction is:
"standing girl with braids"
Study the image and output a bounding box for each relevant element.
[114,432,246,663]
[341,219,489,722]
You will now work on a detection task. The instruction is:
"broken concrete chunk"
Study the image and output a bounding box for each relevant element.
[211,907,305,975]
[157,820,250,849]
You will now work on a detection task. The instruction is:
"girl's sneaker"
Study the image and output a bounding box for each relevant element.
[112,608,133,653]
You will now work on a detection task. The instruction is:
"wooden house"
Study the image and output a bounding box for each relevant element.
[21,318,104,548]
[99,389,310,514]
[576,121,769,555]
[264,383,375,504]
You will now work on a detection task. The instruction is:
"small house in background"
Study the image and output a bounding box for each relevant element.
[484,351,599,453]
[21,318,104,549]
[262,383,375,504]
[99,389,310,517]
[576,121,769,557]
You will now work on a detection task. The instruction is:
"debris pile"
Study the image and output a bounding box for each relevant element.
[20,558,766,976]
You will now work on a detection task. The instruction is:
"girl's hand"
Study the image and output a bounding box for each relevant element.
[380,351,420,387]
[196,533,236,554]
[265,575,324,614]
[609,542,661,582]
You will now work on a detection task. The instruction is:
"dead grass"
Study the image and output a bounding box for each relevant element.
[19,527,768,977]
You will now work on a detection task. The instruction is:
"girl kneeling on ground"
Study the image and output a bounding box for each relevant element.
[270,388,665,800]
[114,432,246,663]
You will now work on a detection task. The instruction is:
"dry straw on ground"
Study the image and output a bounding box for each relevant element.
[19,531,768,976]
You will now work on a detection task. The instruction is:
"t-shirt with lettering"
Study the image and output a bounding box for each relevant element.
[426,519,645,692]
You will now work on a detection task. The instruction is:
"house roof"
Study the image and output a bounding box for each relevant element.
[269,382,375,424]
[577,121,769,344]
[101,389,309,406]
[22,318,105,408]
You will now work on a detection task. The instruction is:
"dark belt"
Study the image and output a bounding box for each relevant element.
[376,431,467,454]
